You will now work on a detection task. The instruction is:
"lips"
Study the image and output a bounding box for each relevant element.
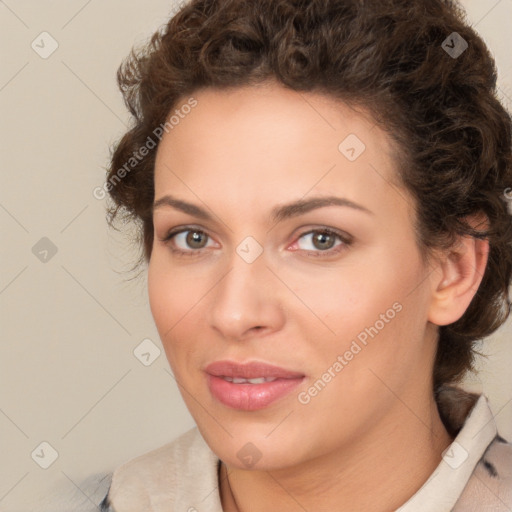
[205,360,305,379]
[204,360,305,411]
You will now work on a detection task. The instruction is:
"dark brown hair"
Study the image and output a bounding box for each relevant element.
[105,0,512,390]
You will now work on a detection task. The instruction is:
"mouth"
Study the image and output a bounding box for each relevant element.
[220,376,279,384]
[204,360,305,411]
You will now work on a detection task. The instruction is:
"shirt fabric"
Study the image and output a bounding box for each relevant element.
[100,386,512,512]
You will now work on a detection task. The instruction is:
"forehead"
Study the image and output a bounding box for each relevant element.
[153,83,411,220]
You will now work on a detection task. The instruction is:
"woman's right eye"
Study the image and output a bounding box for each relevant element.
[161,227,216,257]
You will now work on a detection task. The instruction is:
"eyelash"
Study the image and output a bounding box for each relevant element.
[159,226,352,258]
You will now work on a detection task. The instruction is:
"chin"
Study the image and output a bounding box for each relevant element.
[198,420,309,471]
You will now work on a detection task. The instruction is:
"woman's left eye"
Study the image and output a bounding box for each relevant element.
[292,229,350,256]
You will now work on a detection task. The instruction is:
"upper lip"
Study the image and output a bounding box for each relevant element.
[205,360,305,379]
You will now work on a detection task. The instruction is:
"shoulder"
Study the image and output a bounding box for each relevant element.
[481,434,512,479]
[13,472,114,512]
[103,427,216,512]
[453,434,512,511]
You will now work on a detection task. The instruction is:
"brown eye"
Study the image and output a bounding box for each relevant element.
[185,230,208,249]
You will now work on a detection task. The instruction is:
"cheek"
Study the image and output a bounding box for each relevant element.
[147,257,186,353]
[283,255,403,332]
[147,255,213,371]
[293,245,426,365]
[147,258,169,332]
[148,251,202,330]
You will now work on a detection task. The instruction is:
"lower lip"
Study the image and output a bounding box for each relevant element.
[206,374,304,411]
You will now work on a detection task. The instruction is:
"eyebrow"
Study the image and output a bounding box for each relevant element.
[152,194,373,223]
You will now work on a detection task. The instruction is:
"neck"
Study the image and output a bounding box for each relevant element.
[220,391,454,512]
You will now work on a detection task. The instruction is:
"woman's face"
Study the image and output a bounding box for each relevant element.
[148,82,439,470]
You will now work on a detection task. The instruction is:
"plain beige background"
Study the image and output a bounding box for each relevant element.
[1,0,511,510]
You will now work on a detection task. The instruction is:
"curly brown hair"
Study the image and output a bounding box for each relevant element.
[104,0,512,391]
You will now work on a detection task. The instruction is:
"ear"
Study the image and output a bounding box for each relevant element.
[427,214,490,326]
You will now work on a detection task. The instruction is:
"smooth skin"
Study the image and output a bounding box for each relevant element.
[148,81,489,512]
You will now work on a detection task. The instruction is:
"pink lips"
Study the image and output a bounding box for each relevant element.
[205,360,305,411]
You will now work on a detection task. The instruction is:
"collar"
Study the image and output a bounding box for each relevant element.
[396,388,497,511]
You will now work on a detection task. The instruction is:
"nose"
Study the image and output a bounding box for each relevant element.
[208,248,286,341]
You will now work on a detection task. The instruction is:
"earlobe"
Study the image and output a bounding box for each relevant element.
[427,229,490,327]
